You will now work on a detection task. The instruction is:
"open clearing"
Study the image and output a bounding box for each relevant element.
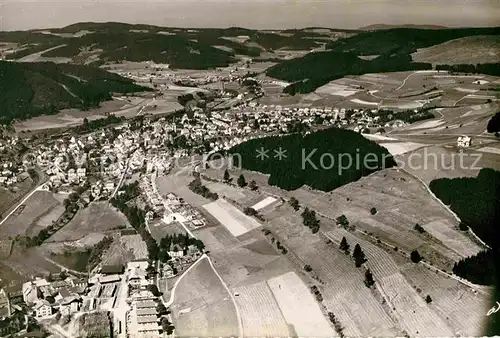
[405,119,445,130]
[267,271,335,336]
[379,142,424,155]
[47,202,129,242]
[251,196,278,211]
[171,258,239,337]
[203,198,262,237]
[315,82,360,97]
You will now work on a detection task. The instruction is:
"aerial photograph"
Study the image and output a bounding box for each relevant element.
[0,0,499,337]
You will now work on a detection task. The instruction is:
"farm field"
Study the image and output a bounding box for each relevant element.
[267,271,335,336]
[325,229,456,336]
[233,280,290,336]
[47,202,129,242]
[400,262,489,336]
[265,204,399,336]
[170,257,239,337]
[0,190,64,237]
[202,165,479,269]
[203,198,262,237]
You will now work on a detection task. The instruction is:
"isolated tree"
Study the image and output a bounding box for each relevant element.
[336,214,349,228]
[364,269,375,287]
[458,222,469,231]
[410,250,422,263]
[353,244,367,267]
[339,236,350,253]
[370,207,377,215]
[248,180,257,191]
[237,174,247,187]
[425,295,433,303]
[223,169,230,182]
[304,265,313,272]
[289,197,300,211]
[414,223,426,233]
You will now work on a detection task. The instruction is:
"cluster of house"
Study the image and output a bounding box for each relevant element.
[0,162,30,187]
[22,276,87,319]
[161,242,203,278]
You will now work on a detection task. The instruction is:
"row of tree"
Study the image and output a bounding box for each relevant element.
[188,177,218,200]
[110,183,159,261]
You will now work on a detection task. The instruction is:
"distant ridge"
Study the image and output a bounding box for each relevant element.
[359,24,448,31]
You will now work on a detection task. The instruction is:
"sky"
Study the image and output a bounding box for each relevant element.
[1,0,500,31]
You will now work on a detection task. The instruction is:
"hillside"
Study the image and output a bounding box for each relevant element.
[411,35,500,65]
[266,52,432,94]
[228,127,396,191]
[0,61,150,124]
[326,27,500,55]
[2,22,337,67]
[265,27,500,93]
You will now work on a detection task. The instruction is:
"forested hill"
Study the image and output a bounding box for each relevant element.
[326,27,500,55]
[266,52,432,95]
[1,22,342,67]
[228,128,396,191]
[266,26,500,94]
[0,61,151,124]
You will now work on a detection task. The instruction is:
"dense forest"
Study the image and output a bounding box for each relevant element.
[4,23,332,66]
[228,127,396,191]
[0,61,150,124]
[429,168,500,285]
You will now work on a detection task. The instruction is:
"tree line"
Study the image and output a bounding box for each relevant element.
[430,168,500,285]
